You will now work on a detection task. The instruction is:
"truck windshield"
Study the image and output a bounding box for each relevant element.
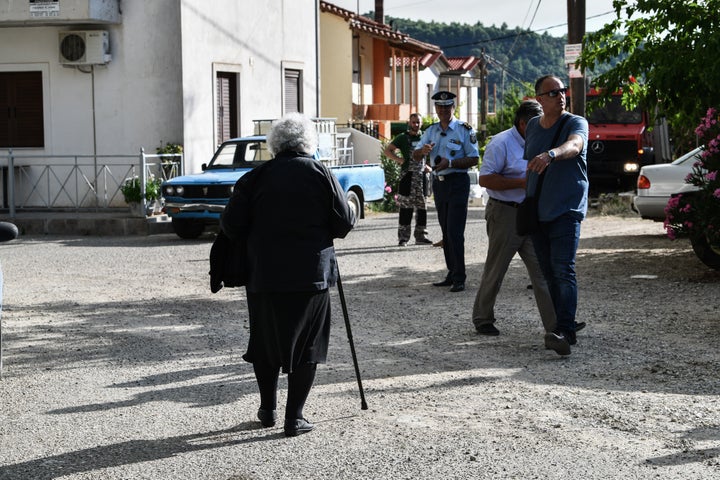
[207,140,271,169]
[586,96,642,124]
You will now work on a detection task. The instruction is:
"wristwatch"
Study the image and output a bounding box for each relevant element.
[547,150,556,163]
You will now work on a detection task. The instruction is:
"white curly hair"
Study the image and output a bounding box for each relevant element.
[266,112,319,156]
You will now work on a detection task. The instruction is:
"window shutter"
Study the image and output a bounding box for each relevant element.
[0,71,44,148]
[284,69,301,113]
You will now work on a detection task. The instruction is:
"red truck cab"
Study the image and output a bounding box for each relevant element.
[585,88,655,191]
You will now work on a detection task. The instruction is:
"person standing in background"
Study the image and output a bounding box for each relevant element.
[524,74,589,356]
[413,91,480,293]
[384,113,433,246]
[471,100,558,339]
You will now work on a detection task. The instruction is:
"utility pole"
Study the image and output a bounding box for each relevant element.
[479,48,488,142]
[567,0,585,117]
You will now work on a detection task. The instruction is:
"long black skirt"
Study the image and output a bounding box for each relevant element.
[243,289,331,374]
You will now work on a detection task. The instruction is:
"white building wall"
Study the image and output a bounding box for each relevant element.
[179,0,318,172]
[0,0,318,175]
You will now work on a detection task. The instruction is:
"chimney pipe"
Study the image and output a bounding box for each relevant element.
[375,0,384,24]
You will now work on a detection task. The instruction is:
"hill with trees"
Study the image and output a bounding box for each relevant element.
[387,16,569,94]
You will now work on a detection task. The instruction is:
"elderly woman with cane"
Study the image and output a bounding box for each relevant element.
[221,112,355,437]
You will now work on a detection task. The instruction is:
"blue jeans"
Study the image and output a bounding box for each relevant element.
[531,213,581,334]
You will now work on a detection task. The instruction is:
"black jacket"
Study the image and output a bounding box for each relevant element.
[220,151,355,293]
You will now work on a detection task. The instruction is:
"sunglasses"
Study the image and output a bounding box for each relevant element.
[538,87,568,97]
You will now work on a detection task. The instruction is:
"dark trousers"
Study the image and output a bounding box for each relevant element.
[433,173,470,283]
[254,362,317,420]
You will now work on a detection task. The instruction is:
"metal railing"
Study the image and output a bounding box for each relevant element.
[0,149,183,217]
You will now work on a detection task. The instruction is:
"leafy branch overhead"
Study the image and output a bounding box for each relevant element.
[577,0,720,150]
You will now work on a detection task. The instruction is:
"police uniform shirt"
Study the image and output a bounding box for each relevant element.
[416,118,479,176]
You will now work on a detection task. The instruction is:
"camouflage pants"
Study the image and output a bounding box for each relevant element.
[397,169,427,210]
[397,166,430,244]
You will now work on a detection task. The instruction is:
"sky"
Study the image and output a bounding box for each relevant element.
[327,0,621,36]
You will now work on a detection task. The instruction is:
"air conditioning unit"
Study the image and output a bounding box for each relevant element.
[59,31,111,65]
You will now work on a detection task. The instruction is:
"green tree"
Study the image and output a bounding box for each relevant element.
[577,0,720,152]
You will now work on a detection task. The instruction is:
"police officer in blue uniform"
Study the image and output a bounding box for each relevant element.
[413,91,480,292]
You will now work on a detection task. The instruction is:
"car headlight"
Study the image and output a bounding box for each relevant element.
[164,186,175,196]
[176,186,184,195]
[623,162,639,173]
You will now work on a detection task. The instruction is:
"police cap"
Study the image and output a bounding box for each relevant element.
[432,91,456,106]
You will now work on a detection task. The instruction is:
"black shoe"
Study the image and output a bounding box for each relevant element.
[566,330,577,346]
[450,282,465,292]
[398,241,407,247]
[433,279,453,287]
[544,331,571,356]
[476,324,500,336]
[575,321,586,332]
[284,418,315,437]
[257,408,277,428]
[415,237,433,244]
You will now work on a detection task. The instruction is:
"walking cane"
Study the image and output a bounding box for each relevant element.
[336,267,368,410]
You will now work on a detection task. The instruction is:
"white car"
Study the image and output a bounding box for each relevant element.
[633,147,702,220]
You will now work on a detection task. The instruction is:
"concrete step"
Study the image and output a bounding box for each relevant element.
[0,212,174,236]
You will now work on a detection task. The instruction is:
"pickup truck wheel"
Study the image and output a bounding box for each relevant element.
[346,191,361,225]
[690,233,720,270]
[172,218,205,239]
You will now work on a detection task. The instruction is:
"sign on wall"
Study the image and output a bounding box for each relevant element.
[29,0,59,18]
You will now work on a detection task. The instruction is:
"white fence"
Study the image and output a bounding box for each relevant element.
[0,149,182,216]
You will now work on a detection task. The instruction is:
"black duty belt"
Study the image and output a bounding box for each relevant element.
[489,197,521,208]
[436,171,467,182]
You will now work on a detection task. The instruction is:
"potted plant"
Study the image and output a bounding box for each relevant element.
[120,175,163,216]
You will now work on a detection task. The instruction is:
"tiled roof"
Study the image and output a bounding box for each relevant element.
[445,56,482,72]
[320,1,441,57]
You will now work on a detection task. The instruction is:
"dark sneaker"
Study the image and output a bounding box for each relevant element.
[415,237,433,244]
[398,241,407,247]
[449,282,465,292]
[476,324,500,336]
[544,331,571,356]
[575,321,586,332]
[257,408,277,428]
[284,418,315,437]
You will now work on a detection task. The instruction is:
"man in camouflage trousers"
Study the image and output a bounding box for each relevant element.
[384,113,433,246]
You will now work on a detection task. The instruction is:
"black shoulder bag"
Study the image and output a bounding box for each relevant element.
[516,114,570,236]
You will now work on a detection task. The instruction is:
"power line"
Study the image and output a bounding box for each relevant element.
[440,10,614,50]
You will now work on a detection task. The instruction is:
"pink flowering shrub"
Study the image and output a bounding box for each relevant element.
[367,145,402,213]
[664,107,720,246]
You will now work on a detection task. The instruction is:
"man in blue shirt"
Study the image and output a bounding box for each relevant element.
[472,100,557,338]
[524,75,589,356]
[413,91,480,292]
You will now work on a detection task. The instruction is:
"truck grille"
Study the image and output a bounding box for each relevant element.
[175,185,231,199]
[588,140,637,175]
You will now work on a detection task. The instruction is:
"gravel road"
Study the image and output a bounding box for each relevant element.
[0,208,719,479]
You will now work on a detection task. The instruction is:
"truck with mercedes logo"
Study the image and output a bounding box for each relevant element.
[585,88,670,192]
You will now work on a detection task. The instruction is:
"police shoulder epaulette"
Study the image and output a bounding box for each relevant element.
[462,122,473,130]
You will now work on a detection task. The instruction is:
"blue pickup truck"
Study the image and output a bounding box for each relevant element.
[162,134,385,239]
